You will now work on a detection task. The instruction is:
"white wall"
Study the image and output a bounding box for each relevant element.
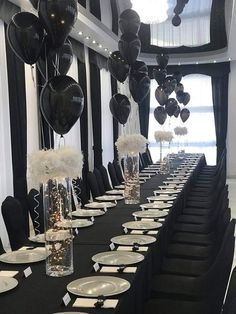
[227,61,236,178]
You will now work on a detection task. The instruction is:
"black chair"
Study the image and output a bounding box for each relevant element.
[99,165,112,191]
[113,160,124,183]
[93,168,106,195]
[222,267,236,314]
[107,162,120,187]
[87,171,101,199]
[0,237,5,254]
[1,196,29,250]
[27,189,44,234]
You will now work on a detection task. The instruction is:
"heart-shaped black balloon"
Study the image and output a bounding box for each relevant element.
[107,51,130,83]
[173,105,181,118]
[129,73,150,103]
[119,9,141,34]
[183,92,191,106]
[153,66,167,85]
[40,75,84,135]
[165,98,178,116]
[38,0,77,48]
[173,71,182,84]
[180,108,190,122]
[172,14,181,26]
[176,91,185,103]
[7,12,44,65]
[109,94,131,125]
[155,86,168,106]
[156,54,169,69]
[118,33,141,65]
[37,37,73,79]
[130,61,148,75]
[175,83,184,93]
[154,106,167,125]
[163,76,177,95]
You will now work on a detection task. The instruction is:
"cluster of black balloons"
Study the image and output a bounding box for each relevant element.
[172,0,189,27]
[108,9,150,125]
[153,53,190,125]
[7,0,84,136]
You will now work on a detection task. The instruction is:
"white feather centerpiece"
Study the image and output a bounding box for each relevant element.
[154,131,174,143]
[115,134,148,205]
[174,127,188,136]
[28,146,83,188]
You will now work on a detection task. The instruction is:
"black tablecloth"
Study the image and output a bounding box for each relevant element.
[0,155,206,314]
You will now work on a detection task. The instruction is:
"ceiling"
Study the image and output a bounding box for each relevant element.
[7,0,236,65]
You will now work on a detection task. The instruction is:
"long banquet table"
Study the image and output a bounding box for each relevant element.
[0,154,206,314]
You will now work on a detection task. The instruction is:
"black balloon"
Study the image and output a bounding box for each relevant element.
[165,98,178,117]
[172,14,181,26]
[156,54,169,69]
[180,108,190,123]
[173,71,182,84]
[109,93,131,125]
[107,51,130,83]
[119,9,141,34]
[38,0,77,48]
[155,86,168,106]
[176,91,185,103]
[153,66,167,85]
[37,38,73,79]
[183,92,191,106]
[154,106,167,125]
[40,75,84,135]
[118,33,141,65]
[7,12,44,65]
[174,105,181,118]
[130,61,148,75]
[175,83,184,93]
[163,76,177,95]
[129,73,150,103]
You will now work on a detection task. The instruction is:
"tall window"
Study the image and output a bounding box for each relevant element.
[148,74,216,165]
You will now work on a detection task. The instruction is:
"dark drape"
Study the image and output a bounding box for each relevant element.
[110,0,119,35]
[138,92,150,139]
[78,0,86,8]
[89,49,103,168]
[0,0,19,23]
[5,25,29,235]
[111,75,118,160]
[212,75,229,163]
[89,0,101,20]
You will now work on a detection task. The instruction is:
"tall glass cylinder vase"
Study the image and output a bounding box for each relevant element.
[124,154,140,204]
[159,141,163,162]
[43,177,73,277]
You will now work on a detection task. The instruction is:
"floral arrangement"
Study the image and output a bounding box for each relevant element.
[28,146,83,187]
[174,127,188,136]
[115,134,148,156]
[154,131,174,143]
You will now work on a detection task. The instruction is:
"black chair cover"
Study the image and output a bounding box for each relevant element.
[113,160,124,183]
[87,172,101,198]
[108,162,120,187]
[93,168,106,195]
[99,165,112,191]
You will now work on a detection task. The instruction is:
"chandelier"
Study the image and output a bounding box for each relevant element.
[131,0,169,24]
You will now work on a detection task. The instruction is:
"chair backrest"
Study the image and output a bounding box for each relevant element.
[222,267,236,314]
[107,162,120,187]
[1,196,28,250]
[139,154,145,170]
[27,189,44,234]
[87,172,101,198]
[72,178,89,206]
[93,168,106,195]
[99,165,112,191]
[113,160,124,184]
[142,152,151,167]
[146,147,153,165]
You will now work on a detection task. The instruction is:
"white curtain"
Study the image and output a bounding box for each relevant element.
[151,0,212,48]
[117,79,140,136]
[0,20,12,249]
[100,68,114,166]
[148,75,216,165]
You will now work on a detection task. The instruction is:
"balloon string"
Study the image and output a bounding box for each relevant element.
[48,125,52,149]
[72,179,82,208]
[39,108,46,149]
[31,65,35,87]
[33,191,41,235]
[45,43,48,82]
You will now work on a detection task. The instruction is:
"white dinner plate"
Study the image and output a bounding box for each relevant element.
[154,189,181,195]
[141,169,157,173]
[0,249,46,264]
[67,276,130,297]
[54,312,89,314]
[147,195,177,202]
[0,276,18,293]
[163,181,186,185]
[106,190,124,195]
[85,202,116,209]
[140,202,172,209]
[72,209,105,217]
[132,210,168,219]
[95,195,124,201]
[114,185,125,189]
[92,251,144,266]
[29,233,45,243]
[158,185,184,189]
[122,221,162,230]
[111,234,156,246]
[56,219,93,228]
